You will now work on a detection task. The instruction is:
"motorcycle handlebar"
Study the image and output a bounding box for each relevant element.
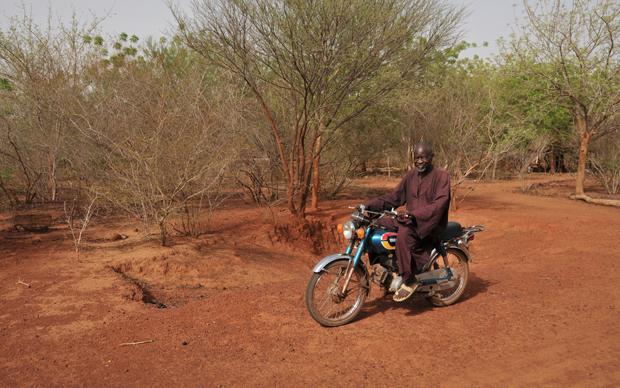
[350,205,485,233]
[350,207,409,221]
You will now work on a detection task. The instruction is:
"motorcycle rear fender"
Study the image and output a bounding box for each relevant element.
[452,242,473,261]
[429,243,472,264]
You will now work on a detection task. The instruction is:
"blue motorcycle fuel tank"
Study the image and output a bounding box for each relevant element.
[368,229,397,255]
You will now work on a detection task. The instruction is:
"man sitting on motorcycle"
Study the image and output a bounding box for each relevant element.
[365,142,451,302]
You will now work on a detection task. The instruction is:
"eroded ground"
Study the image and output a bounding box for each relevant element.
[1,175,619,386]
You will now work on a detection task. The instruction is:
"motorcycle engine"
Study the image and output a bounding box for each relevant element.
[373,253,398,272]
[371,254,403,292]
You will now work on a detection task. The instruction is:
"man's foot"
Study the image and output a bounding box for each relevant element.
[393,281,420,302]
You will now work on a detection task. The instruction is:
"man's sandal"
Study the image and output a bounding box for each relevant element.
[393,282,420,302]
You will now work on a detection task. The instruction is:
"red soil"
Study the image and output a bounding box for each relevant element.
[1,175,619,386]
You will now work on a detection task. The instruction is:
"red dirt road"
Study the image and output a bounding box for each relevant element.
[1,176,619,386]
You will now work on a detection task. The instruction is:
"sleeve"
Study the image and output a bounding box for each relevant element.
[410,171,451,238]
[365,174,408,212]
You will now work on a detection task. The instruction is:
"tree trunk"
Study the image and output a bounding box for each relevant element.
[491,156,498,180]
[158,219,167,246]
[575,115,591,197]
[450,185,458,211]
[549,149,556,174]
[48,125,62,202]
[406,142,414,171]
[310,134,322,211]
[286,181,299,218]
[297,154,314,218]
[251,84,298,217]
[48,154,57,201]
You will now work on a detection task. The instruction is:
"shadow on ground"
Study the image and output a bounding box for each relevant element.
[355,272,494,323]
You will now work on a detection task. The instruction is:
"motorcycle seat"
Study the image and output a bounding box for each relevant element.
[439,222,463,241]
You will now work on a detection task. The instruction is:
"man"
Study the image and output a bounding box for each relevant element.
[365,142,451,302]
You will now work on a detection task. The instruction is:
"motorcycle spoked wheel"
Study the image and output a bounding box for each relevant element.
[428,248,469,307]
[305,260,368,327]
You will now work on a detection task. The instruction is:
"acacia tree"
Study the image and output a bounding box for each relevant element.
[510,0,620,201]
[173,0,463,218]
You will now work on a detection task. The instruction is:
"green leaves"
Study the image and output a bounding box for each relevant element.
[0,78,12,91]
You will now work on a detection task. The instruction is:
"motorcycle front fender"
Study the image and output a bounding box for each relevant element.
[312,253,370,290]
[312,254,354,273]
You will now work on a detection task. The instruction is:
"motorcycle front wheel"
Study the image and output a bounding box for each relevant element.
[305,260,368,327]
[428,248,469,307]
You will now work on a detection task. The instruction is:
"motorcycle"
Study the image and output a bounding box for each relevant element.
[305,207,484,327]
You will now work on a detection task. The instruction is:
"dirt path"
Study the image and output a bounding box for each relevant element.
[1,177,619,386]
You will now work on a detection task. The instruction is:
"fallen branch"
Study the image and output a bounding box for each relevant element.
[570,194,620,207]
[16,280,31,288]
[119,339,154,347]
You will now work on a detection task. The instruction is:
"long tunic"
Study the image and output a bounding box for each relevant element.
[366,165,451,276]
[367,165,451,239]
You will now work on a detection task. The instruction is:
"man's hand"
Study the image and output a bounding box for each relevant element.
[396,212,413,223]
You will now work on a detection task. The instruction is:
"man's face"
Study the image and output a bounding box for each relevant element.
[413,147,433,173]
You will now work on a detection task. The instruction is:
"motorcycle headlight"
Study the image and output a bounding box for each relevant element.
[342,221,356,240]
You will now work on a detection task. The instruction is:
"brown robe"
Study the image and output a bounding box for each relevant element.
[366,165,451,277]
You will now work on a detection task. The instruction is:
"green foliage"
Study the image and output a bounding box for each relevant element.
[0,168,11,181]
[122,47,138,56]
[506,0,620,193]
[84,33,144,68]
[495,59,572,145]
[0,78,12,91]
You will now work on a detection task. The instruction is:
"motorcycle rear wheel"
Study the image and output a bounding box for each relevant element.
[305,260,368,327]
[428,248,469,307]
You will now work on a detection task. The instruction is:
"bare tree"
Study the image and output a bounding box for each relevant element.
[64,189,98,260]
[173,0,463,218]
[0,117,42,205]
[0,12,103,203]
[71,41,241,245]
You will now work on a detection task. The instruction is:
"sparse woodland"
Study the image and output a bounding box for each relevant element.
[1,0,619,245]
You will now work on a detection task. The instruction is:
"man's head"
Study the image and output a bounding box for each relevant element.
[413,142,434,173]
